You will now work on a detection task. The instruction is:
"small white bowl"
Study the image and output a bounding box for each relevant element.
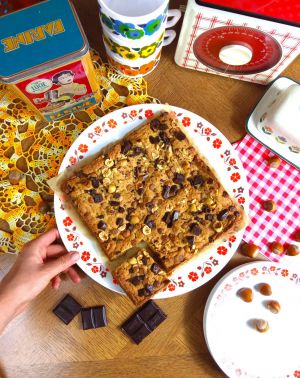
[246,77,300,169]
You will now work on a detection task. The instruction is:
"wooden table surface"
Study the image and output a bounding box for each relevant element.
[0,1,299,377]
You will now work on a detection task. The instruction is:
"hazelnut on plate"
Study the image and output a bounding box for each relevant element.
[237,287,253,302]
[267,300,281,314]
[259,283,272,296]
[255,319,269,333]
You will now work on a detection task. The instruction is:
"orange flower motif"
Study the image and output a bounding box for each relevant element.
[229,235,236,242]
[213,138,222,149]
[107,119,117,128]
[238,197,245,204]
[91,265,99,273]
[168,283,176,291]
[204,266,212,274]
[294,371,300,378]
[139,60,156,75]
[204,127,211,135]
[182,117,191,127]
[251,268,259,275]
[69,156,77,165]
[94,126,101,134]
[67,234,74,241]
[229,158,236,165]
[63,217,72,227]
[231,172,241,182]
[281,269,289,277]
[123,66,139,76]
[78,144,88,153]
[81,251,90,262]
[145,109,154,119]
[188,271,199,281]
[217,246,227,255]
[130,110,137,117]
[270,266,276,271]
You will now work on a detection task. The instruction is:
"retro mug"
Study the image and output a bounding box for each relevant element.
[103,28,176,63]
[98,0,181,40]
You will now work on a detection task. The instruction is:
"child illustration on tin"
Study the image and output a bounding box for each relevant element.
[34,70,87,107]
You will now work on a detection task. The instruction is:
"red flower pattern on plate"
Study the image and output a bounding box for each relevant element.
[270,266,276,271]
[281,269,289,277]
[94,126,101,134]
[188,272,199,281]
[81,251,90,262]
[69,156,76,165]
[91,265,99,273]
[294,371,300,378]
[204,127,211,135]
[231,172,241,182]
[63,217,72,227]
[182,117,191,127]
[229,158,236,165]
[145,109,153,119]
[168,283,176,291]
[78,144,88,153]
[67,234,74,241]
[204,266,212,274]
[107,119,117,128]
[251,268,259,275]
[130,110,137,117]
[217,246,228,255]
[213,138,222,149]
[238,197,245,204]
[228,235,236,242]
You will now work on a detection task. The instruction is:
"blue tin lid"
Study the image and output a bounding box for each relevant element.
[0,0,88,83]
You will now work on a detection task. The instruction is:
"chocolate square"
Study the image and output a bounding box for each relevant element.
[147,310,167,331]
[130,323,152,345]
[81,306,107,330]
[53,294,82,325]
[138,300,160,322]
[122,314,144,335]
[121,301,167,344]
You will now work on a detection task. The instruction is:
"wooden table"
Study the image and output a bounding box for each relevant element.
[0,1,299,377]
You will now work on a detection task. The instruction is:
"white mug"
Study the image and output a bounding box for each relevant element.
[99,0,181,40]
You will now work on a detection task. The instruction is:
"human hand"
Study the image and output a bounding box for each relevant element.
[0,228,80,326]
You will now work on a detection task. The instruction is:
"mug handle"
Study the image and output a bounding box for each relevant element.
[165,9,181,28]
[162,29,176,46]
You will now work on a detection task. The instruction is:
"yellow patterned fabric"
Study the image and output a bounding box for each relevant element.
[0,50,159,253]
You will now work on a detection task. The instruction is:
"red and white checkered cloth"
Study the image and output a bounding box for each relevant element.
[234,134,300,262]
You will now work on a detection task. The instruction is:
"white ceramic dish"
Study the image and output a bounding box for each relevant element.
[204,261,300,377]
[54,104,249,298]
[246,76,300,169]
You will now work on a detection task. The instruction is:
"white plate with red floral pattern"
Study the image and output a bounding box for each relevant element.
[54,104,249,298]
[204,261,300,378]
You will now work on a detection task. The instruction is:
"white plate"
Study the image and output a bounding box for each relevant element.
[246,76,300,170]
[54,104,249,298]
[204,261,300,378]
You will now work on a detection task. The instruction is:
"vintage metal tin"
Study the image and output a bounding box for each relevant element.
[0,0,101,121]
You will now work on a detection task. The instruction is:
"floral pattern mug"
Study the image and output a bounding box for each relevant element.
[103,29,176,61]
[98,0,181,40]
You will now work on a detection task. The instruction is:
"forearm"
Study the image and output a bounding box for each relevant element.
[0,285,19,335]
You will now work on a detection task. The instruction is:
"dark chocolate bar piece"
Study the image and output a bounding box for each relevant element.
[130,323,152,344]
[81,306,107,330]
[53,294,82,325]
[121,300,167,344]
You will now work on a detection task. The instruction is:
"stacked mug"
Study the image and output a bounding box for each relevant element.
[98,0,181,77]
